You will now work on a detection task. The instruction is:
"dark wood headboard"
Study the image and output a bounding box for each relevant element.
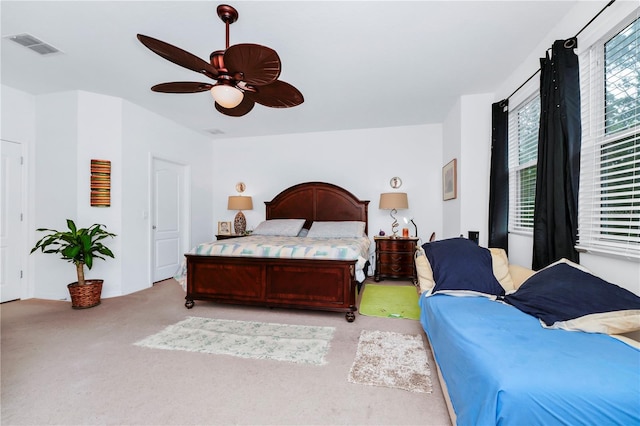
[265,182,370,235]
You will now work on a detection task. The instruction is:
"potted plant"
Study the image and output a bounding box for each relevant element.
[30,219,116,309]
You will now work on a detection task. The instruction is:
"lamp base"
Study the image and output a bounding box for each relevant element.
[234,211,246,235]
[390,208,399,238]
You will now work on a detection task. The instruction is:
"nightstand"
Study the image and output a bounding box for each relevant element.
[215,234,247,240]
[374,236,419,283]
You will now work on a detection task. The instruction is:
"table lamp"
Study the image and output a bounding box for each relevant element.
[228,195,253,235]
[404,217,418,238]
[379,192,408,238]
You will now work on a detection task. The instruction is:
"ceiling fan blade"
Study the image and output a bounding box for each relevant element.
[151,82,213,93]
[137,34,218,79]
[247,80,304,108]
[215,96,255,117]
[224,43,281,86]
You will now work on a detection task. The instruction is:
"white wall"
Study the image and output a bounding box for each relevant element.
[1,85,36,299]
[442,100,462,240]
[460,94,494,247]
[495,1,640,294]
[33,92,80,299]
[1,85,36,143]
[3,86,214,300]
[211,124,444,268]
[442,93,494,247]
[121,100,214,295]
[76,91,124,296]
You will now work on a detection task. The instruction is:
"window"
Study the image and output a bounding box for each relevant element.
[508,94,540,232]
[578,17,640,258]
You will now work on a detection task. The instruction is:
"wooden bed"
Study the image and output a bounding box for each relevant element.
[184,182,370,321]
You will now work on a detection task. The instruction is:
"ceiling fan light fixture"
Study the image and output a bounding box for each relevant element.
[138,4,303,117]
[210,84,243,108]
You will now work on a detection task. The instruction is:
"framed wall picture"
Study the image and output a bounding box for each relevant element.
[217,221,232,235]
[443,159,457,201]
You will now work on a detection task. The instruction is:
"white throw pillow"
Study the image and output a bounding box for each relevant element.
[489,248,515,293]
[415,246,435,294]
[252,219,305,236]
[307,221,366,238]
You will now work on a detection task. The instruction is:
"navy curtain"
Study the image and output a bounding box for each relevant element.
[489,100,509,251]
[532,38,581,270]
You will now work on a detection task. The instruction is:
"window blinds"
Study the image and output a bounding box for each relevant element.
[508,94,540,232]
[578,17,640,258]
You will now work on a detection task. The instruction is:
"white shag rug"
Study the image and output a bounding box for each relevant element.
[134,317,335,365]
[348,329,432,393]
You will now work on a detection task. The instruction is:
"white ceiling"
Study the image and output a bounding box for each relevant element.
[2,1,581,139]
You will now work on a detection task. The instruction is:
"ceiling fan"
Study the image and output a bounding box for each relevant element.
[137,4,303,117]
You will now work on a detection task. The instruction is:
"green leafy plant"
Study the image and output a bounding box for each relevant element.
[30,219,116,285]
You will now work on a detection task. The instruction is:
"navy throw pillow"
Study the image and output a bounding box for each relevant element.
[422,237,505,296]
[504,262,640,326]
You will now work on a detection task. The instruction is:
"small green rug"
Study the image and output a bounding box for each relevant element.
[359,284,421,320]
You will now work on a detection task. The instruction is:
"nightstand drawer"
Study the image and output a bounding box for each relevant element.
[378,262,414,275]
[377,239,415,252]
[378,252,413,264]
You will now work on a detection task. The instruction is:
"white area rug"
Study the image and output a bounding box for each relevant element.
[348,330,432,393]
[134,317,335,365]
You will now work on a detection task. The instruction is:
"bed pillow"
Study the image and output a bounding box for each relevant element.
[415,245,435,294]
[306,221,366,238]
[509,264,537,290]
[423,238,505,297]
[489,248,515,293]
[504,259,640,334]
[415,244,515,295]
[252,219,305,237]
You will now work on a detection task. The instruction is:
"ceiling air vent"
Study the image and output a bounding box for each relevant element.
[4,33,61,55]
[206,128,225,135]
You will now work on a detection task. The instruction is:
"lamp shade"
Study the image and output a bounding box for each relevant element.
[228,196,253,211]
[379,192,408,210]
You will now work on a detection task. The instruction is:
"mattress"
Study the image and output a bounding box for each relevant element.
[175,235,371,289]
[420,293,640,426]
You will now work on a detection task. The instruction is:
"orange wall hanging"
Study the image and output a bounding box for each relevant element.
[90,159,111,207]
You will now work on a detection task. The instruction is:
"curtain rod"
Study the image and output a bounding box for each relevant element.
[502,0,616,104]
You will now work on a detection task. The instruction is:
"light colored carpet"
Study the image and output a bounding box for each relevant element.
[2,278,451,425]
[135,316,335,365]
[359,284,421,319]
[348,329,432,393]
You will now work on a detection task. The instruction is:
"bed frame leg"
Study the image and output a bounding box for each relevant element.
[185,299,194,309]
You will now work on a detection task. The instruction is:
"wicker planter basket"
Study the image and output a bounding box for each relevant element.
[67,279,103,309]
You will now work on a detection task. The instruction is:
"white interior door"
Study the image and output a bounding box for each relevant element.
[1,140,23,302]
[152,158,186,282]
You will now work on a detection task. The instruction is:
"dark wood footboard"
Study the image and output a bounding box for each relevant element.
[185,254,358,321]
